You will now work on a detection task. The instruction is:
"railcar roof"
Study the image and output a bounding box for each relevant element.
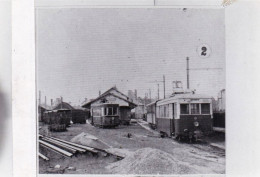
[157,93,212,103]
[146,100,161,107]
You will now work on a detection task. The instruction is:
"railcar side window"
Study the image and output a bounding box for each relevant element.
[201,103,210,114]
[113,107,118,115]
[93,108,101,116]
[191,103,200,114]
[180,104,189,114]
[159,105,169,117]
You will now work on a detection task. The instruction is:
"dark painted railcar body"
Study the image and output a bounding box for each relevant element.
[155,93,213,139]
[42,109,71,127]
[71,110,86,124]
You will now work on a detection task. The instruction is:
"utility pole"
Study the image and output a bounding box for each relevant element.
[163,75,165,99]
[157,84,160,100]
[186,57,190,89]
[147,75,165,100]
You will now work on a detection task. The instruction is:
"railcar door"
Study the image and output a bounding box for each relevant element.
[172,103,175,135]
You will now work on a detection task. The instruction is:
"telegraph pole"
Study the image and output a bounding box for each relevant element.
[157,83,160,100]
[149,89,151,100]
[186,57,190,89]
[163,75,165,98]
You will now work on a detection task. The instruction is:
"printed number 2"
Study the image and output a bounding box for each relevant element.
[201,47,207,56]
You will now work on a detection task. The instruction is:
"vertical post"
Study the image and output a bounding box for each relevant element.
[149,89,151,100]
[61,96,63,109]
[163,75,165,99]
[157,83,160,100]
[51,99,53,107]
[39,90,41,105]
[186,57,190,89]
[44,96,46,107]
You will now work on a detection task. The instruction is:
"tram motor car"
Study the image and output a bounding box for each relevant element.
[149,93,213,141]
[91,103,120,128]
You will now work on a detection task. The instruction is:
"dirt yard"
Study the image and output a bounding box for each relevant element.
[39,121,225,174]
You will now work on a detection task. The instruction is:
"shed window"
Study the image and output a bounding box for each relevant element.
[191,103,200,114]
[201,103,210,114]
[180,104,189,114]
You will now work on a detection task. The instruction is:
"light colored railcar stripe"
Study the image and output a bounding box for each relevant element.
[38,153,49,161]
[42,137,86,153]
[48,137,98,153]
[39,140,73,157]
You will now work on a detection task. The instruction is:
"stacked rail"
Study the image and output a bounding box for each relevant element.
[38,134,123,161]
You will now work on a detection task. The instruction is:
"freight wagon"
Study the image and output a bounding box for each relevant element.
[42,109,71,127]
[146,93,213,141]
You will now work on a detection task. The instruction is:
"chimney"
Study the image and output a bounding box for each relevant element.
[135,89,137,99]
[99,91,101,96]
[51,99,53,107]
[39,91,41,105]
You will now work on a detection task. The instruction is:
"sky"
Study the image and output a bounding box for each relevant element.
[36,8,225,106]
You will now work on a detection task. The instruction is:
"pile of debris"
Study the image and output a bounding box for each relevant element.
[106,147,197,174]
[71,132,110,150]
[38,134,123,161]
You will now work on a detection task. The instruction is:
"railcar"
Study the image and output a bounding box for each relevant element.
[91,103,120,128]
[71,110,87,124]
[42,109,71,126]
[155,93,213,140]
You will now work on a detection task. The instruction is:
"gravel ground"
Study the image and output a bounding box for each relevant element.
[39,122,225,174]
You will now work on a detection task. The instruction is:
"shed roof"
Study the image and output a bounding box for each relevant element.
[53,102,75,110]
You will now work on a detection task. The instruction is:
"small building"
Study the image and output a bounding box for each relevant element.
[82,87,137,125]
[135,104,145,119]
[38,105,50,122]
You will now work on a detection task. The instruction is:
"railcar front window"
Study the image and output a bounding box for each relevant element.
[191,103,200,114]
[108,107,113,115]
[201,103,210,114]
[180,104,189,114]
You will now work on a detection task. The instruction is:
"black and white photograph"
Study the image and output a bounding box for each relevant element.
[36,7,226,175]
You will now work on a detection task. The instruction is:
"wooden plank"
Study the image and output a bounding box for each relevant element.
[39,140,73,157]
[38,152,49,161]
[42,138,77,153]
[42,137,86,153]
[48,137,98,153]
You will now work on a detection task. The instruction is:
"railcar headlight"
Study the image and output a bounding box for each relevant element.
[194,121,199,127]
